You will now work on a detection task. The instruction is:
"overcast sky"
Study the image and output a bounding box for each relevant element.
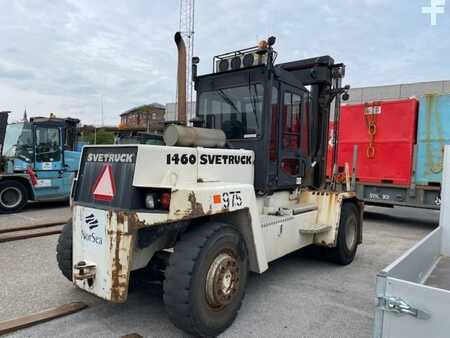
[1,0,449,125]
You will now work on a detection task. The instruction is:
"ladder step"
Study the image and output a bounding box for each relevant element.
[298,224,332,234]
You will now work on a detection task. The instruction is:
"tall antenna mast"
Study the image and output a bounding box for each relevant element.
[178,0,195,123]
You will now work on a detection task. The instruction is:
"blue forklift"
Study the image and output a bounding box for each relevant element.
[0,111,81,213]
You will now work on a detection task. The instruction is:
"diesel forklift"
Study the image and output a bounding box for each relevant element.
[57,36,362,336]
[0,113,80,213]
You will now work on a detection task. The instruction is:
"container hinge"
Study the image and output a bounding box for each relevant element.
[377,296,430,320]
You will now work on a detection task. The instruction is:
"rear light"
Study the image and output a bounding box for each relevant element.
[144,191,171,210]
[159,192,171,210]
[145,194,156,209]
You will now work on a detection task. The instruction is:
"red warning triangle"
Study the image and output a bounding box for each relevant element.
[92,164,116,202]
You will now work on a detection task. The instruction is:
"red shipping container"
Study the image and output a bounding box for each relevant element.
[332,99,418,186]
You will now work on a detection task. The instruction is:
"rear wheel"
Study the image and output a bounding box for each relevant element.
[0,180,28,214]
[56,220,73,281]
[325,202,359,265]
[163,223,249,337]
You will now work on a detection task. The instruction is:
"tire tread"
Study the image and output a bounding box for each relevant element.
[326,202,359,265]
[56,220,73,281]
[163,223,245,336]
[0,180,28,214]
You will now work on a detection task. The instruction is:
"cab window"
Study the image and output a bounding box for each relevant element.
[35,127,61,162]
[283,92,301,149]
[198,84,264,140]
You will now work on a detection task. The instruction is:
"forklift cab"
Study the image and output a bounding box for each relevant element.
[2,117,78,165]
[28,117,80,199]
[195,40,346,193]
[29,116,79,172]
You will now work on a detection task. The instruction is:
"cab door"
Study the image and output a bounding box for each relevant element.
[33,125,66,199]
[276,83,311,189]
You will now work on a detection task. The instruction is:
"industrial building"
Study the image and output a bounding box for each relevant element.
[347,80,450,103]
[120,103,165,131]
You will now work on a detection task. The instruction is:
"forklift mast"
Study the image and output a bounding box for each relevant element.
[279,57,347,189]
[194,38,348,192]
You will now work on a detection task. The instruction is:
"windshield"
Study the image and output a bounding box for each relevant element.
[198,83,264,139]
[35,126,61,162]
[2,123,33,160]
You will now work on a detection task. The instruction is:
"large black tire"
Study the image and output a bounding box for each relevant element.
[164,223,249,337]
[0,180,28,214]
[326,202,360,265]
[56,220,73,281]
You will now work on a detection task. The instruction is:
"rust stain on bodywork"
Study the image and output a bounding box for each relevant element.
[110,230,127,303]
[186,191,206,218]
[127,212,147,231]
[113,211,148,231]
[107,211,134,303]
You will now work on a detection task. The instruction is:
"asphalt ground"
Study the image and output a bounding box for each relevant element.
[0,205,439,337]
[0,201,70,231]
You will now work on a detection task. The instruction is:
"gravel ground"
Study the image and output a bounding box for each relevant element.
[0,206,439,337]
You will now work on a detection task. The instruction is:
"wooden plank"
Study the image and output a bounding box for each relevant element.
[0,225,63,243]
[0,302,88,335]
[0,221,65,234]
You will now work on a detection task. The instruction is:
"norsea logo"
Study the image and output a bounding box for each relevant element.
[81,230,103,245]
[85,213,99,230]
[81,213,103,245]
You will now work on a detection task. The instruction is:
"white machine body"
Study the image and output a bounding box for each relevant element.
[72,144,359,302]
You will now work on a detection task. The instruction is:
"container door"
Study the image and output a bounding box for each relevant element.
[416,94,450,186]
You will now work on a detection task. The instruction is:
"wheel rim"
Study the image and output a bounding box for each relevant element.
[345,215,357,251]
[0,186,22,209]
[205,251,240,309]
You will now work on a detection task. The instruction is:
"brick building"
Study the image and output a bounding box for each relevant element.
[120,103,165,132]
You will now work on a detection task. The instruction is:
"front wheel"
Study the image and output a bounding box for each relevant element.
[163,223,249,337]
[0,180,28,214]
[325,202,360,265]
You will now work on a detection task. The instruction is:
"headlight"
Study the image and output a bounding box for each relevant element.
[145,194,156,209]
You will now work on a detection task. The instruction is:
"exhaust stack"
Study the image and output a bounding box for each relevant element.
[175,32,187,125]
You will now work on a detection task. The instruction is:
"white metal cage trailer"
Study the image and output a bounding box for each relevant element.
[57,36,363,337]
[374,145,450,338]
